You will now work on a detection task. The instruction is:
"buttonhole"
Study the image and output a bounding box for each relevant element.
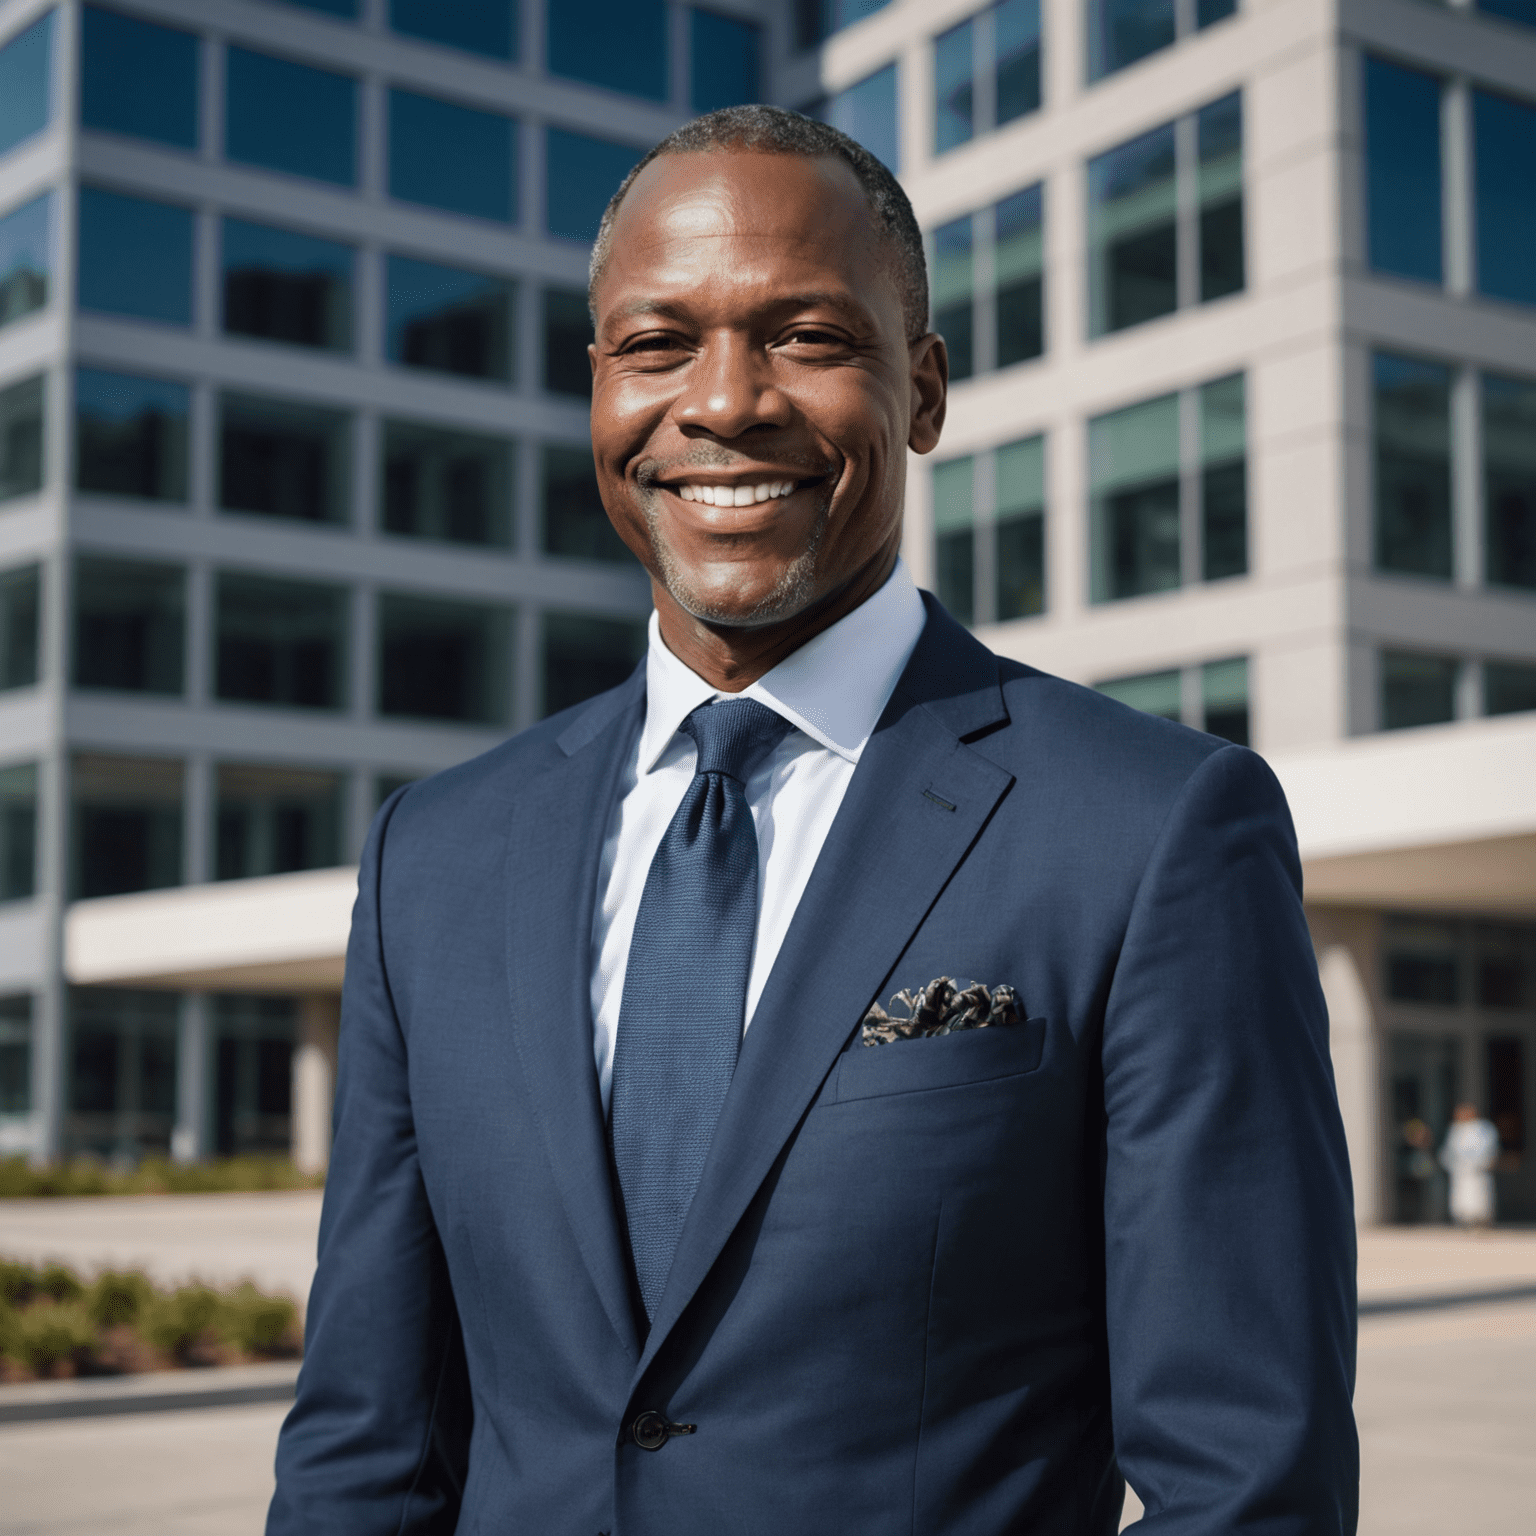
[922,789,957,812]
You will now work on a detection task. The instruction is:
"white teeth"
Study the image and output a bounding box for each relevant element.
[675,480,796,505]
[730,485,751,507]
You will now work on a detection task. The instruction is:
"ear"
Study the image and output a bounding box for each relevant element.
[907,332,948,455]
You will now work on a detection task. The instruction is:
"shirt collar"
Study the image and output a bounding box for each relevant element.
[637,557,927,775]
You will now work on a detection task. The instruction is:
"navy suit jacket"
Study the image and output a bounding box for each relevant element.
[269,596,1358,1535]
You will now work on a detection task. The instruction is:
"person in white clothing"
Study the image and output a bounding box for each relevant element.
[1440,1103,1501,1227]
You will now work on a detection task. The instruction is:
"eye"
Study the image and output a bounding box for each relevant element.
[782,326,843,347]
[622,332,683,354]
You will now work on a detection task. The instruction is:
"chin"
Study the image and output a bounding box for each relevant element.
[649,510,827,630]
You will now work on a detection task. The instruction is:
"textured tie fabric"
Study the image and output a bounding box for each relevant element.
[610,697,792,1321]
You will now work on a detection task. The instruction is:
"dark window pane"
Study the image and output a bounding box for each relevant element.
[219,393,350,524]
[71,755,184,898]
[995,515,1043,620]
[1096,668,1181,720]
[1200,373,1246,579]
[212,996,296,1157]
[1363,56,1443,286]
[1197,93,1243,302]
[73,556,184,694]
[1202,656,1248,745]
[996,184,1044,367]
[544,287,592,397]
[81,7,198,150]
[542,610,646,716]
[71,1028,119,1112]
[1088,0,1175,81]
[0,566,39,691]
[75,367,189,502]
[0,193,51,330]
[932,456,974,624]
[0,12,53,156]
[1474,88,1536,309]
[1477,0,1536,26]
[378,593,510,724]
[1386,954,1458,1004]
[691,10,760,114]
[225,46,357,186]
[1483,372,1536,590]
[382,420,512,546]
[1103,482,1180,599]
[932,216,974,381]
[389,89,516,223]
[933,19,974,154]
[215,763,341,880]
[549,0,665,99]
[0,994,31,1110]
[222,217,353,351]
[1487,1036,1525,1153]
[1197,0,1237,24]
[77,186,193,325]
[545,127,643,241]
[1480,959,1527,1010]
[1088,122,1177,335]
[0,764,37,902]
[542,444,632,563]
[390,0,516,58]
[215,572,347,710]
[386,254,513,380]
[1089,391,1180,602]
[1382,650,1458,730]
[1374,351,1452,579]
[0,374,44,502]
[795,0,893,49]
[1484,660,1536,716]
[995,0,1041,126]
[815,63,899,172]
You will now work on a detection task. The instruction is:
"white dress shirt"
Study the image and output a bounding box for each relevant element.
[589,559,928,1113]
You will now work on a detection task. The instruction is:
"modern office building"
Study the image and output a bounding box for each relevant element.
[2,0,1534,1224]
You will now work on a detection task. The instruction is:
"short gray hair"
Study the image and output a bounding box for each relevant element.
[588,105,929,343]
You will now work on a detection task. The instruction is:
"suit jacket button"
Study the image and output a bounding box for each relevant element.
[631,1410,668,1451]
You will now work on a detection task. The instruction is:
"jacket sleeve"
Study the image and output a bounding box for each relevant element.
[268,792,471,1536]
[1101,745,1358,1533]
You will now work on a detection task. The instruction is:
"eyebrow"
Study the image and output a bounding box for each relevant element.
[604,290,874,328]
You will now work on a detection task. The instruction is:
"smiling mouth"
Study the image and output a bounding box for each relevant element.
[661,477,823,507]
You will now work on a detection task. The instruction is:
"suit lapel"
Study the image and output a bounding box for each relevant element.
[633,600,1015,1380]
[504,671,646,1363]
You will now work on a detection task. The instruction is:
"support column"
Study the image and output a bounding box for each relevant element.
[171,992,211,1163]
[293,994,340,1175]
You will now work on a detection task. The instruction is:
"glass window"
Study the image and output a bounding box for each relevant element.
[795,0,893,49]
[77,186,193,326]
[1197,93,1243,302]
[932,456,975,624]
[391,0,517,58]
[386,254,514,380]
[1088,0,1174,82]
[1088,121,1176,335]
[67,988,180,1157]
[378,593,511,724]
[1096,668,1181,720]
[931,216,974,382]
[1363,57,1443,286]
[388,89,516,224]
[995,184,1043,368]
[691,10,761,114]
[222,217,353,351]
[1200,373,1246,580]
[0,193,51,330]
[219,393,351,525]
[995,435,1044,620]
[215,572,348,710]
[71,755,183,898]
[0,993,31,1109]
[548,0,666,100]
[1484,659,1536,716]
[80,6,197,150]
[1473,88,1536,309]
[225,46,357,187]
[1381,650,1458,730]
[1483,372,1536,591]
[75,367,189,503]
[934,19,975,154]
[0,12,53,157]
[215,763,342,880]
[0,374,44,503]
[545,128,644,242]
[815,64,899,173]
[1374,352,1452,580]
[382,421,512,547]
[1202,656,1248,744]
[996,0,1041,126]
[1089,391,1180,602]
[0,766,37,902]
[542,444,632,563]
[1477,0,1536,27]
[544,287,593,398]
[212,995,296,1158]
[73,555,184,695]
[542,610,646,717]
[1383,916,1461,1004]
[0,565,39,691]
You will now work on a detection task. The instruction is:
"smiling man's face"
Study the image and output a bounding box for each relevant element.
[589,149,945,675]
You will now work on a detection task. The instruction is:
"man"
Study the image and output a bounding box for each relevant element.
[270,107,1357,1534]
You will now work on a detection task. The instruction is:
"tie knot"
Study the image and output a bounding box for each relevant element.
[681,698,791,784]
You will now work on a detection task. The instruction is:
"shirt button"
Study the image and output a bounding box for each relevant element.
[630,1410,669,1451]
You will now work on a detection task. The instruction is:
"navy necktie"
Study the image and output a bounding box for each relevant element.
[610,697,792,1321]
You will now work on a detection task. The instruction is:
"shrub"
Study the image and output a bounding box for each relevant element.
[36,1263,84,1304]
[139,1284,223,1360]
[218,1283,300,1356]
[4,1300,97,1374]
[0,1155,322,1198]
[0,1259,42,1309]
[86,1269,154,1329]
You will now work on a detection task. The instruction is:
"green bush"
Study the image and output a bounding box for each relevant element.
[0,1259,41,1308]
[5,1300,97,1374]
[36,1263,84,1304]
[218,1283,299,1356]
[86,1269,154,1328]
[0,1155,323,1199]
[139,1284,223,1359]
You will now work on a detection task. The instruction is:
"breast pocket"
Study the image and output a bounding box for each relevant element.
[831,1017,1047,1104]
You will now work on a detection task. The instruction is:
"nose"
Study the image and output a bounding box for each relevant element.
[674,331,791,439]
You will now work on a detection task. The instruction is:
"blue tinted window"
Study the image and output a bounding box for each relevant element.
[1363,56,1442,285]
[391,0,516,58]
[389,90,516,223]
[819,64,899,173]
[76,367,190,503]
[0,12,53,156]
[934,20,974,154]
[548,0,666,100]
[1474,88,1536,309]
[1088,0,1175,82]
[691,11,760,113]
[386,254,514,381]
[268,0,359,14]
[222,218,353,350]
[796,0,892,49]
[546,128,643,241]
[995,0,1041,126]
[0,194,51,330]
[1477,0,1536,27]
[225,47,356,186]
[81,7,197,149]
[77,187,192,325]
[1197,0,1236,25]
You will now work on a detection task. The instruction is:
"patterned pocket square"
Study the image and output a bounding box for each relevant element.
[861,976,1025,1046]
